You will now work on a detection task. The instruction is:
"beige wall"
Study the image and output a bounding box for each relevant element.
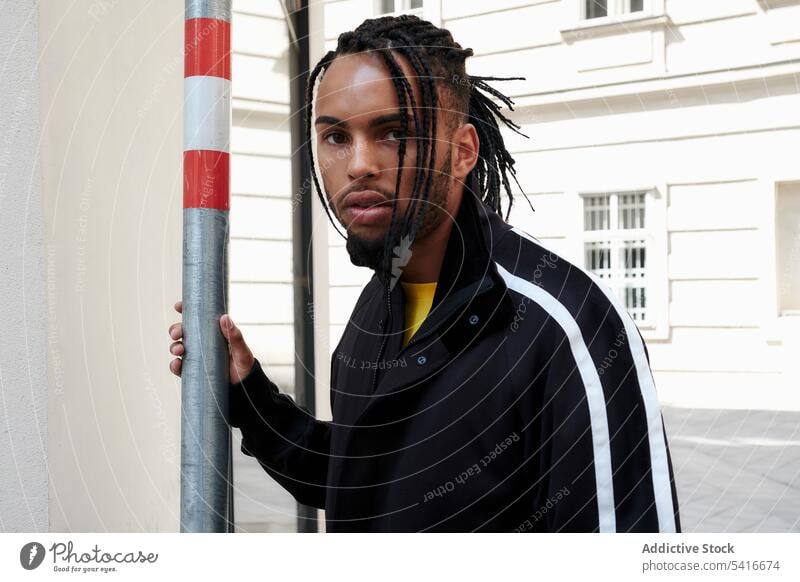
[38,0,320,533]
[40,0,185,531]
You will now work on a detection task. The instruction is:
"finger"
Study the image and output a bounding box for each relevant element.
[169,322,183,340]
[170,341,184,356]
[174,300,182,314]
[169,358,182,377]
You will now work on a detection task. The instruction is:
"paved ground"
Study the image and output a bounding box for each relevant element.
[232,407,800,532]
[663,406,800,533]
[232,430,297,533]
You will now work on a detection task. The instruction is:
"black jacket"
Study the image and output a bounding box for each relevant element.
[229,190,682,532]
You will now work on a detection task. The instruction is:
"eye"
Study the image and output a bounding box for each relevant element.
[323,132,347,146]
[382,128,407,142]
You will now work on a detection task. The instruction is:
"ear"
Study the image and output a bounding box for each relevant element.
[450,122,479,182]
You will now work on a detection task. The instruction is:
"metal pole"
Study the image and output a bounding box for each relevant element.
[286,0,318,533]
[181,0,233,533]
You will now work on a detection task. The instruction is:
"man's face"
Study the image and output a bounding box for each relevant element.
[313,51,455,270]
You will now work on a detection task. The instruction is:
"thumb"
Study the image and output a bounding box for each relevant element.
[220,314,241,345]
[221,315,253,375]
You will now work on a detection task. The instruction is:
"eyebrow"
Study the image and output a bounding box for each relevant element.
[314,112,413,129]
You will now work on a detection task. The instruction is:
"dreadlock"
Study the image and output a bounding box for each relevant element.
[304,14,532,287]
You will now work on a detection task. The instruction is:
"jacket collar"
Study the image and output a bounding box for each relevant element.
[379,175,515,361]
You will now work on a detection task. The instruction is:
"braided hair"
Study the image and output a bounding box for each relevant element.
[304,14,532,285]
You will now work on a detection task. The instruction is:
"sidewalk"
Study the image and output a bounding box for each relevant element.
[663,406,800,533]
[233,430,297,532]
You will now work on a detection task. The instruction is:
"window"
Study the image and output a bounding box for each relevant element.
[584,0,644,20]
[583,191,650,323]
[379,0,423,16]
[586,0,608,19]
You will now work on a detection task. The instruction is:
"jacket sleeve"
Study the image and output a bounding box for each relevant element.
[519,318,681,533]
[228,358,331,509]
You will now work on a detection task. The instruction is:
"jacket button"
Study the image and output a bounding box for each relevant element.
[468,314,479,325]
[417,355,427,366]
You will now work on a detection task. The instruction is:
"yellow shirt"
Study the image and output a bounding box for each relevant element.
[400,281,438,348]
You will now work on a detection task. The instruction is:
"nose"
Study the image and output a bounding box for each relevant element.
[346,137,380,181]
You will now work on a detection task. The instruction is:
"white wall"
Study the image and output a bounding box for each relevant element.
[469,0,800,410]
[0,0,49,533]
[227,0,300,533]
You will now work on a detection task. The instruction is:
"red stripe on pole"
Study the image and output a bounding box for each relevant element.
[183,150,230,210]
[184,18,231,80]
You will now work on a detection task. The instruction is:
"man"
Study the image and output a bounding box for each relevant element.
[168,15,681,533]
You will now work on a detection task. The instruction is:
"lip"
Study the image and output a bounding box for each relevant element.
[340,190,393,227]
[343,190,391,209]
[341,205,393,226]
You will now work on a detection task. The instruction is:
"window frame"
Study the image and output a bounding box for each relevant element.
[577,187,668,339]
[764,178,800,346]
[563,0,667,40]
[774,181,800,317]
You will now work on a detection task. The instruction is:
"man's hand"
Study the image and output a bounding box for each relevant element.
[168,300,256,384]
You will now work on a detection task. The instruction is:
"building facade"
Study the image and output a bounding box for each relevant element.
[1,0,797,533]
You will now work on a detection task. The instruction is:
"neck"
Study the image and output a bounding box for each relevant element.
[398,220,453,283]
[399,192,463,284]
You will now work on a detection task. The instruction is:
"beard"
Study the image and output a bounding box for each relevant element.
[346,229,397,271]
[344,151,452,273]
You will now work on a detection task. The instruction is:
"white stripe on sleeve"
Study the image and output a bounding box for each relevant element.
[495,261,616,533]
[509,226,676,532]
